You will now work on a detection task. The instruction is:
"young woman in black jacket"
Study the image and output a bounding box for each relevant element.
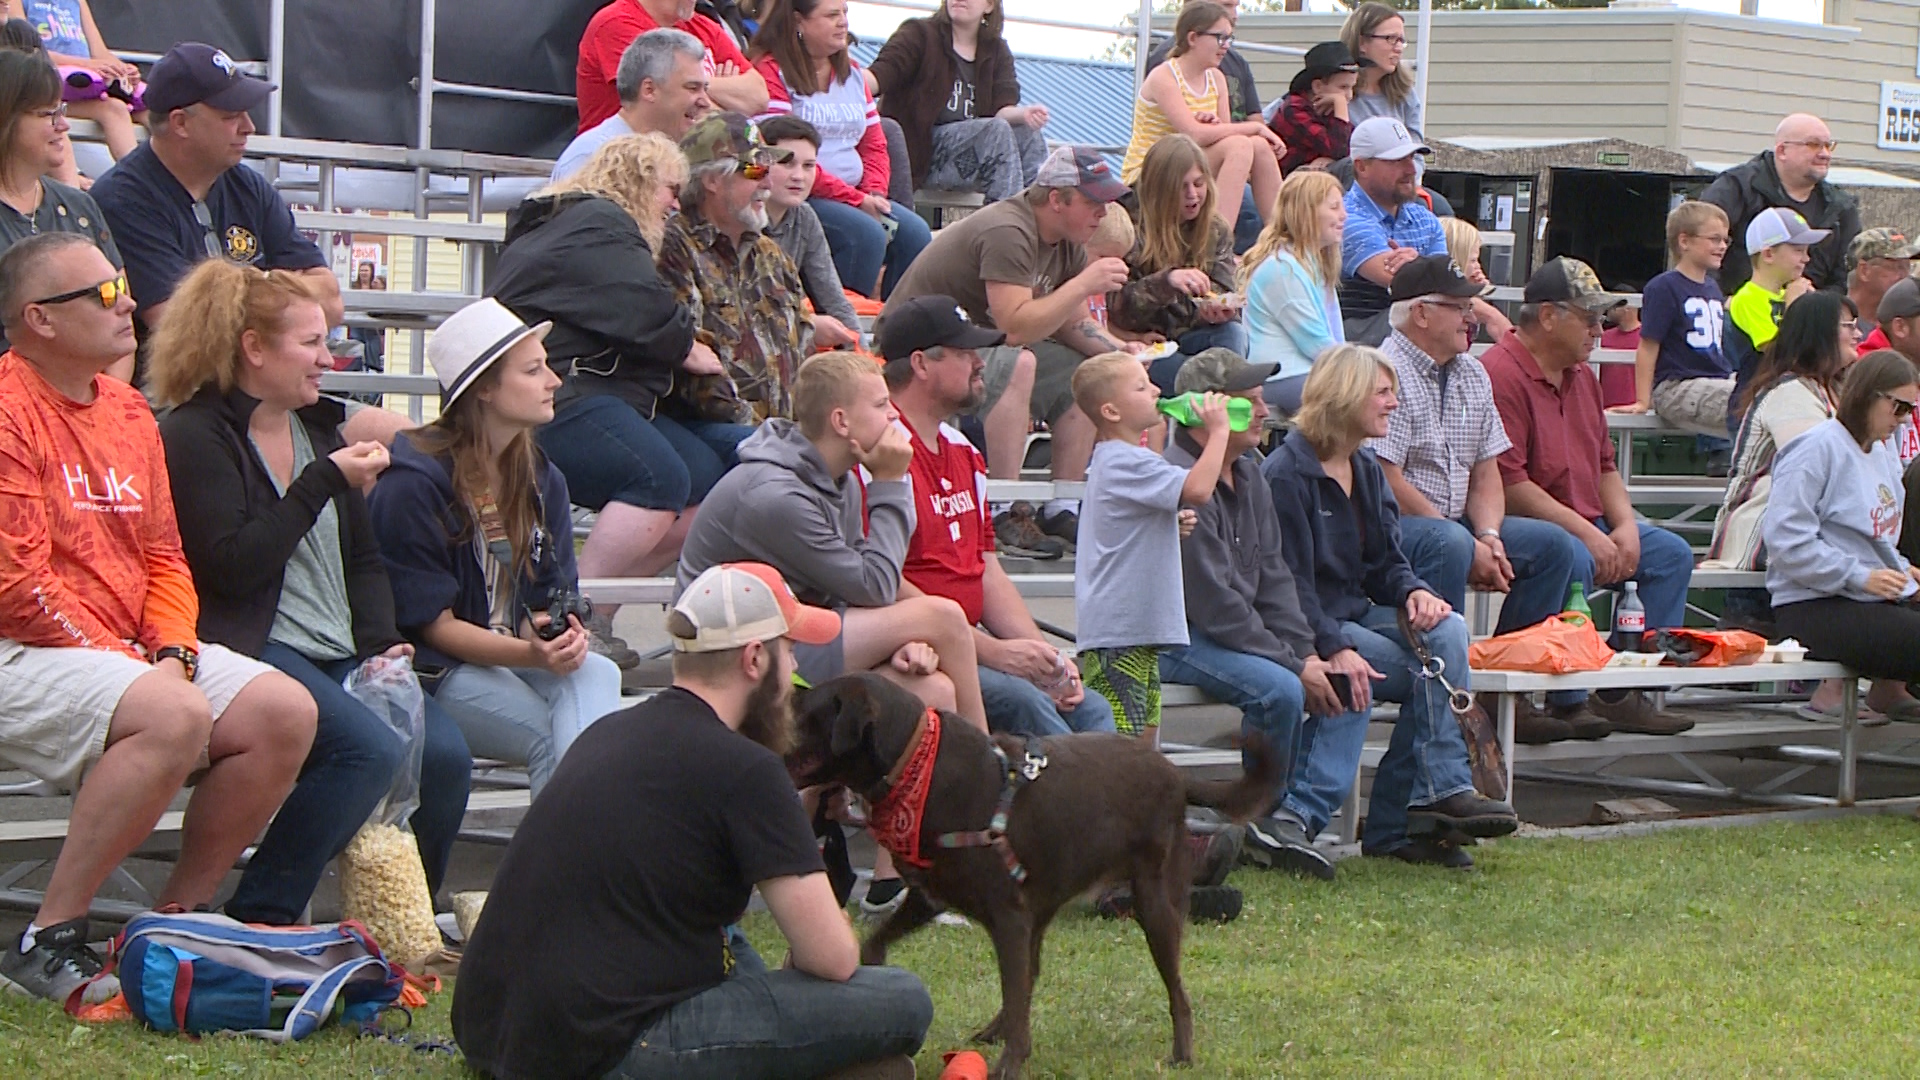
[151,261,471,926]
[488,132,752,664]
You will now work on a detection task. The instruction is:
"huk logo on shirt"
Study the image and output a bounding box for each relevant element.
[224,225,260,262]
[62,464,141,513]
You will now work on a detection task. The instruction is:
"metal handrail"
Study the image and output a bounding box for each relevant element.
[851,0,1306,59]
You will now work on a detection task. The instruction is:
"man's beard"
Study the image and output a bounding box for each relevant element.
[738,657,795,755]
[735,198,770,233]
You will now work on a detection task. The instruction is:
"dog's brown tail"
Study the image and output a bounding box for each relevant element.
[1181,733,1281,822]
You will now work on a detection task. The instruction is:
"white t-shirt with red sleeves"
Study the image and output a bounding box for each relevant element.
[900,417,992,625]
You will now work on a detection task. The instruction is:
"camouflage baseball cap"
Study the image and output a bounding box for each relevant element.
[1522,256,1627,314]
[679,112,794,169]
[1847,227,1920,269]
[1173,347,1277,395]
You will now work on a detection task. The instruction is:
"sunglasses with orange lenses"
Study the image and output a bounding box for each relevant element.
[737,157,771,180]
[31,274,129,310]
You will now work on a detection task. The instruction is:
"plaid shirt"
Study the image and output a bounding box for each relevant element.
[1270,93,1351,176]
[1370,330,1511,521]
[656,214,814,420]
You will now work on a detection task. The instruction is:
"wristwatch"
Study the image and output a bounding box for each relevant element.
[154,645,200,682]
[1476,528,1502,542]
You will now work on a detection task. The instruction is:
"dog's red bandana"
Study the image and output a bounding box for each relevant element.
[868,708,941,869]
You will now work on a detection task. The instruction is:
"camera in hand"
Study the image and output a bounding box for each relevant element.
[535,591,595,641]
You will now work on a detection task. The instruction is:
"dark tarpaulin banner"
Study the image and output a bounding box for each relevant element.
[90,0,597,158]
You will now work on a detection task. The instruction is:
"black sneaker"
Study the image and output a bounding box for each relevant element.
[993,502,1066,559]
[1406,791,1519,840]
[0,917,118,1007]
[859,877,907,920]
[1095,884,1244,923]
[1039,508,1079,549]
[1365,839,1475,870]
[1242,815,1335,880]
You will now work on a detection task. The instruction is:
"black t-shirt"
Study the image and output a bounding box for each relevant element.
[0,179,123,350]
[90,142,326,332]
[937,49,978,125]
[452,687,825,1080]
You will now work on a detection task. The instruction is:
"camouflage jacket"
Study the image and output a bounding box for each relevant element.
[1108,226,1238,340]
[656,214,814,420]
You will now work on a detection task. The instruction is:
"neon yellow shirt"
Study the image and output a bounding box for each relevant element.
[1728,280,1787,350]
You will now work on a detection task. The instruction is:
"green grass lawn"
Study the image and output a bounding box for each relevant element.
[4,815,1917,1078]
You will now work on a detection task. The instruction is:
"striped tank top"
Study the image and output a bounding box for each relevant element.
[1121,64,1222,184]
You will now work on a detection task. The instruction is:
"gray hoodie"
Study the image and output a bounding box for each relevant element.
[674,419,915,609]
[1762,418,1912,607]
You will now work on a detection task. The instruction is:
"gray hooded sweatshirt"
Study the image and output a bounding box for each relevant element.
[1762,418,1911,607]
[675,419,916,610]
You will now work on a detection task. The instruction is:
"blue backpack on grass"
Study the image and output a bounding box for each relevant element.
[116,911,402,1040]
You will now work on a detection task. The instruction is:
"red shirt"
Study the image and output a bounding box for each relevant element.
[575,0,750,131]
[899,417,992,625]
[1859,325,1891,355]
[1482,330,1616,523]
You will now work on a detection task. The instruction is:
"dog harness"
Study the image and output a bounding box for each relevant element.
[864,708,1050,883]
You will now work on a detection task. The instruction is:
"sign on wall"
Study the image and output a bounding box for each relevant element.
[1880,81,1920,151]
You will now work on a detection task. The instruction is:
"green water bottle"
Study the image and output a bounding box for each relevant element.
[1565,581,1592,620]
[1158,392,1254,432]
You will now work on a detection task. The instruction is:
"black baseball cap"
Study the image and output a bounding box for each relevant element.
[144,42,275,117]
[876,295,1005,360]
[1389,255,1492,302]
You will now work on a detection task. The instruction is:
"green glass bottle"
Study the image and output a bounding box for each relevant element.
[1157,392,1254,433]
[1565,581,1592,620]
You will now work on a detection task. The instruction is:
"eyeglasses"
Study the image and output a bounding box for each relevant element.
[30,274,129,310]
[29,103,67,122]
[1416,299,1475,317]
[191,201,223,260]
[1788,138,1838,153]
[737,159,771,180]
[1878,391,1917,418]
[1555,303,1603,328]
[1197,30,1234,45]
[1366,32,1407,46]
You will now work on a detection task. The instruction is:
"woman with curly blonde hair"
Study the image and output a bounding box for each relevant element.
[489,132,751,665]
[1241,169,1346,413]
[150,258,473,925]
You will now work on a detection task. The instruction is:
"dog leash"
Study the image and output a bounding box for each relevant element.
[1398,608,1474,716]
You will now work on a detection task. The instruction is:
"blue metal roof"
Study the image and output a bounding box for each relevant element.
[849,42,1134,158]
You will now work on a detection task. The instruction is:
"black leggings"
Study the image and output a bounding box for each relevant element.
[1773,596,1920,682]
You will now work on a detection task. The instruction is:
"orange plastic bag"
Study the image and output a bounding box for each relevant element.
[1468,612,1616,674]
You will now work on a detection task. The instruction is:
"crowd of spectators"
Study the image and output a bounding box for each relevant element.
[4,8,1920,1079]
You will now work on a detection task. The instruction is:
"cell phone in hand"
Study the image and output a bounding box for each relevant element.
[1326,672,1356,712]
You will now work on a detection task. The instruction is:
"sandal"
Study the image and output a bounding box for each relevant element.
[1796,701,1891,728]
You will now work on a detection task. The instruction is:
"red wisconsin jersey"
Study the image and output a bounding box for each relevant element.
[900,417,992,625]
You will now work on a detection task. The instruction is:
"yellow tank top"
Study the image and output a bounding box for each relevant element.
[1121,64,1222,184]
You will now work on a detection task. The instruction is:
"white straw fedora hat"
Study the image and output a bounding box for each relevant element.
[427,298,553,407]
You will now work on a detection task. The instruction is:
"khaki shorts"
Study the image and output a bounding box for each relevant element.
[0,641,275,791]
[976,340,1088,425]
[1652,377,1735,438]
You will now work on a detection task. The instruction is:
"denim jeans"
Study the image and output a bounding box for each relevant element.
[1398,513,1586,707]
[605,933,933,1080]
[226,645,473,925]
[810,196,933,299]
[1147,321,1252,396]
[978,664,1116,738]
[433,653,623,794]
[1160,631,1370,837]
[538,395,750,512]
[1567,519,1694,631]
[1343,606,1476,853]
[1233,191,1261,255]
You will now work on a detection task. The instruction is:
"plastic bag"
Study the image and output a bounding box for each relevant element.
[1653,628,1766,667]
[339,655,441,968]
[1467,612,1616,674]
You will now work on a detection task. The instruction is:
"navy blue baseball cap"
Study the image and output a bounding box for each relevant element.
[143,43,275,116]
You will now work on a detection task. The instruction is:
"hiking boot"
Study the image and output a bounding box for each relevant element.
[1406,791,1518,840]
[1490,694,1574,745]
[1187,824,1243,888]
[0,918,118,1007]
[993,502,1066,559]
[1548,701,1613,740]
[585,611,640,670]
[1366,838,1475,870]
[1590,690,1694,735]
[1242,814,1335,880]
[1039,508,1079,549]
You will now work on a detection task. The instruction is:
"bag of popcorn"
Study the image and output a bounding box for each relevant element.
[338,655,441,969]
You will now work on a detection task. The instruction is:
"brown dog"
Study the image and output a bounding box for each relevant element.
[788,673,1278,1079]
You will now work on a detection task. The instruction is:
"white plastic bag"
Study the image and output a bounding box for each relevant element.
[338,655,441,968]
